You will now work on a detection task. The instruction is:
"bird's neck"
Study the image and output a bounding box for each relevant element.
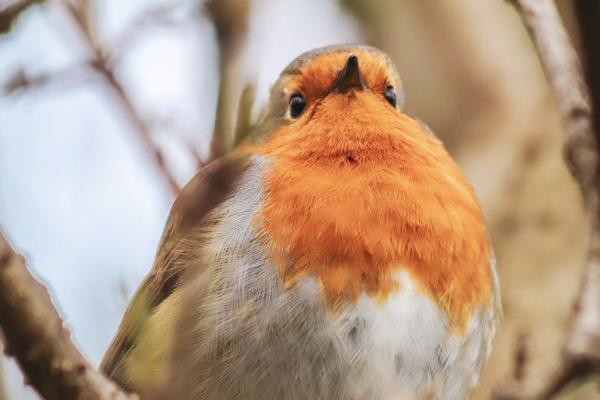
[244,112,493,332]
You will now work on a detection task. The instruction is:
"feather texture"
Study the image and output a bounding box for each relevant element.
[100,45,499,400]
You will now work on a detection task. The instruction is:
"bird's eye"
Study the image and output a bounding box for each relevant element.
[289,93,307,118]
[384,85,397,108]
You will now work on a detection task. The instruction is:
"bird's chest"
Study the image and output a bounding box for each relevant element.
[257,158,493,331]
[202,259,471,400]
[284,271,457,399]
[190,160,492,399]
[200,247,457,399]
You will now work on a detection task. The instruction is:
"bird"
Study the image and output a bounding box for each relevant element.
[101,44,500,400]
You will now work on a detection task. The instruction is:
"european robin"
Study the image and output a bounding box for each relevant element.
[101,45,500,400]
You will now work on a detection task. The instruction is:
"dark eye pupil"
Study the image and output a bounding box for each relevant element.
[384,85,397,107]
[289,94,306,118]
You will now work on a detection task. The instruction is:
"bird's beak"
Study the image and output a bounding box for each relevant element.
[333,54,365,92]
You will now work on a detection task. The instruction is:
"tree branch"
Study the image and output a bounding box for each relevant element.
[493,0,600,398]
[204,0,251,160]
[3,1,191,197]
[576,1,600,151]
[2,62,96,96]
[233,83,256,147]
[0,0,45,33]
[63,0,180,197]
[92,60,181,196]
[0,355,7,400]
[0,231,136,400]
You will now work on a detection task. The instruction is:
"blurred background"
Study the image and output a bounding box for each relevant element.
[0,0,596,399]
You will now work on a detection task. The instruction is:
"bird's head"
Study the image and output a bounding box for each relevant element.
[246,45,437,167]
[264,45,402,121]
[250,45,409,152]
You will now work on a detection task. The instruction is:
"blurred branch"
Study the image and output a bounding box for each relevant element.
[576,0,600,151]
[92,60,181,196]
[2,62,96,96]
[1,1,184,197]
[0,230,137,400]
[492,0,600,398]
[0,0,45,33]
[0,356,6,400]
[233,83,255,146]
[178,133,205,169]
[1,1,218,195]
[513,332,529,383]
[204,0,251,160]
[63,0,100,53]
[507,0,597,198]
[63,0,181,197]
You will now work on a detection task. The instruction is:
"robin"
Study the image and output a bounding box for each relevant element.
[101,45,500,400]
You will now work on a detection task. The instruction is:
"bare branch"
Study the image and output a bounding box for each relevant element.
[0,0,45,33]
[145,113,206,169]
[63,0,100,54]
[513,332,529,383]
[2,63,96,96]
[62,1,180,197]
[0,231,137,400]
[92,61,181,196]
[177,133,205,170]
[233,83,255,147]
[204,0,251,160]
[2,1,187,197]
[576,1,600,149]
[0,355,6,400]
[508,0,597,199]
[492,0,600,398]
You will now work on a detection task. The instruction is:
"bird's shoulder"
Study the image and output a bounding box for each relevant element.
[100,153,252,385]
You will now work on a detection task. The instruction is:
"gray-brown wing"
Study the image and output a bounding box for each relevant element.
[100,155,250,388]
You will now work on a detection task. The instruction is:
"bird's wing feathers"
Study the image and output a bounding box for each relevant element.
[100,155,250,386]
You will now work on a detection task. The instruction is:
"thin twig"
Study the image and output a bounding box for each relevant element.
[0,231,137,400]
[513,332,529,383]
[0,0,45,33]
[2,62,96,96]
[177,133,205,170]
[2,1,187,196]
[492,0,600,398]
[63,0,180,197]
[0,354,6,400]
[233,83,255,146]
[204,0,251,160]
[93,61,181,195]
[575,1,600,152]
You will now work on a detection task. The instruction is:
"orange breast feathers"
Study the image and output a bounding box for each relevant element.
[247,91,492,331]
